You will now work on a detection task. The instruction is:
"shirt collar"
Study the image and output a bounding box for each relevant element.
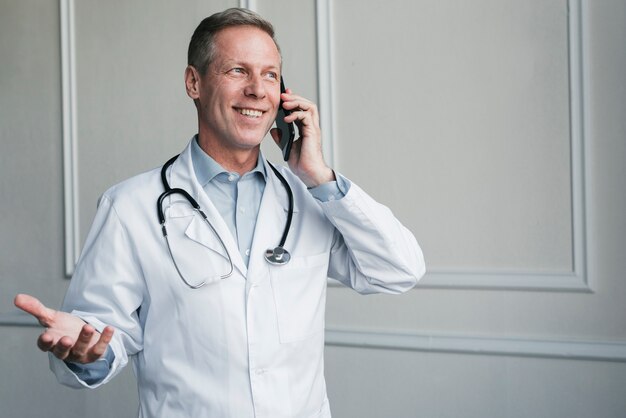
[190,135,267,186]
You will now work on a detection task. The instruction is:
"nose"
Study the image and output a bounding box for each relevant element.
[243,74,266,99]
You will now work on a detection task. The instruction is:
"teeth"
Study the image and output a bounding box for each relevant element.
[238,108,262,117]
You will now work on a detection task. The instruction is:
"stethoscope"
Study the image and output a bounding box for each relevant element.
[157,154,293,289]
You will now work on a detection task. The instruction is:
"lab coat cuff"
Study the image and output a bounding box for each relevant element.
[308,171,351,202]
[64,346,115,385]
[49,313,128,388]
[316,179,390,237]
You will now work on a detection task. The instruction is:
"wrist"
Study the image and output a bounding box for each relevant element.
[305,167,335,188]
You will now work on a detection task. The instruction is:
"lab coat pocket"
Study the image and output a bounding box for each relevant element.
[270,252,329,343]
[164,210,232,288]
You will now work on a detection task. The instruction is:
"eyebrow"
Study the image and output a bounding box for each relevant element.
[220,58,280,71]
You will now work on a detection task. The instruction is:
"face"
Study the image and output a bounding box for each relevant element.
[187,26,281,154]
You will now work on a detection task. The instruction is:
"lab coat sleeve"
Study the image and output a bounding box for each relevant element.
[49,194,145,388]
[321,180,425,294]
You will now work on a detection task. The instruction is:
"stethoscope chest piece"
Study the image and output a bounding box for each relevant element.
[265,246,291,265]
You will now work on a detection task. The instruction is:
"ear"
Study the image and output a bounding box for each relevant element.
[185,65,200,100]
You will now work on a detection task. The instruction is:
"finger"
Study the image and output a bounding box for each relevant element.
[36,332,55,352]
[85,326,115,363]
[14,294,54,326]
[67,324,96,361]
[281,98,313,113]
[285,110,315,127]
[280,91,315,107]
[51,336,74,360]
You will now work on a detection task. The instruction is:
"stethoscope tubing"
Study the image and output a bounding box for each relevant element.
[266,162,293,249]
[157,153,294,288]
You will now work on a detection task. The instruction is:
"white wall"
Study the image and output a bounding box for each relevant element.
[1,0,625,417]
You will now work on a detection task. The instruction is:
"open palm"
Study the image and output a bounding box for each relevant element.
[14,293,114,364]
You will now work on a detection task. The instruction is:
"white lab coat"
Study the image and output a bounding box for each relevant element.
[50,139,425,418]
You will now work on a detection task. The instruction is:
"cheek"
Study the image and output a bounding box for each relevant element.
[201,89,228,115]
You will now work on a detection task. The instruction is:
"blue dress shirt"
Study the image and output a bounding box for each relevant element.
[190,137,266,267]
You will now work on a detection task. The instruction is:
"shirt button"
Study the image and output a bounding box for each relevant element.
[239,206,246,213]
[228,174,235,182]
[255,368,266,375]
[328,194,336,201]
[245,249,250,256]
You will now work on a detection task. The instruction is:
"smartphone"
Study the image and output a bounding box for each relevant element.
[275,77,295,161]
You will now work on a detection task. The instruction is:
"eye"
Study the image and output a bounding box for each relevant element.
[228,67,246,75]
[265,72,279,81]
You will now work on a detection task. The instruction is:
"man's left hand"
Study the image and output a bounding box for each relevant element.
[270,89,335,187]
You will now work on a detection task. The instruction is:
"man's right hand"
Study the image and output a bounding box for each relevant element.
[14,294,114,364]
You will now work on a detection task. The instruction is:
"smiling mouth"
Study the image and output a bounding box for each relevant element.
[236,108,263,118]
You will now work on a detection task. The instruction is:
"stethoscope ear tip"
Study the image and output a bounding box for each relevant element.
[265,246,291,265]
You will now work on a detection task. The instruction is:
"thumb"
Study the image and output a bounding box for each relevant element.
[14,294,54,327]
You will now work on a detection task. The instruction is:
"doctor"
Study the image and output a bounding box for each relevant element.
[15,7,425,418]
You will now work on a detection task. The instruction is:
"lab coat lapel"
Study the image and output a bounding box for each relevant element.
[167,141,247,277]
[247,160,298,284]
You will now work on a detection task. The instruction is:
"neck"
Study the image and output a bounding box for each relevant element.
[196,134,260,176]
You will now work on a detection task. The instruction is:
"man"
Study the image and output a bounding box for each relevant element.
[15,8,424,418]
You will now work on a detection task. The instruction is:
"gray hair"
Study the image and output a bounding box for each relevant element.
[188,8,281,75]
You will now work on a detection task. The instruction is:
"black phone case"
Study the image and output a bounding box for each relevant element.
[276,78,295,161]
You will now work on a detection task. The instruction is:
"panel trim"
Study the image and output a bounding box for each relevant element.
[4,312,623,363]
[569,0,589,290]
[0,312,40,327]
[419,0,588,291]
[60,0,79,277]
[324,0,589,292]
[326,327,626,363]
[60,2,589,290]
[239,0,257,11]
[315,0,337,168]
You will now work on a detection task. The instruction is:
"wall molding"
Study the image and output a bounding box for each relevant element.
[420,0,589,292]
[326,327,626,363]
[59,3,589,291]
[4,311,623,363]
[239,0,257,11]
[60,0,79,277]
[315,0,337,168]
[324,0,589,292]
[0,312,40,327]
[60,0,322,277]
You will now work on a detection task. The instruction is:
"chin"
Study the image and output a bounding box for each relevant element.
[234,132,268,148]
[231,138,264,151]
